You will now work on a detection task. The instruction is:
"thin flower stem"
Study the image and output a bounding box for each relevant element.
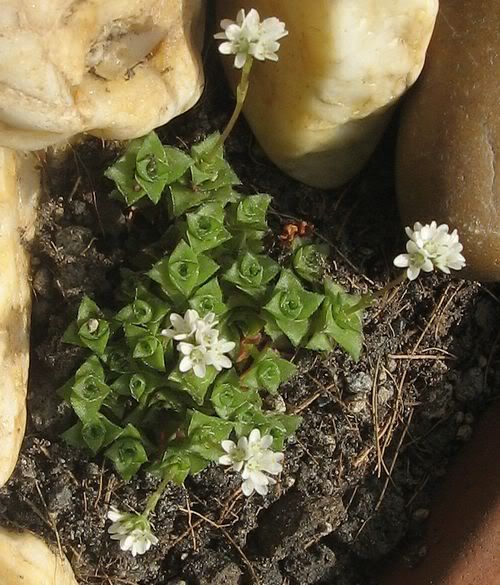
[207,57,254,160]
[346,272,407,315]
[144,477,170,518]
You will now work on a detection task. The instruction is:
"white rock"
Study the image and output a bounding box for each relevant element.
[0,148,39,487]
[0,528,78,585]
[217,0,438,188]
[0,0,206,149]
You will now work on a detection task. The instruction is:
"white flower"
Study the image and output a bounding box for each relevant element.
[178,341,209,378]
[219,436,249,472]
[205,331,235,371]
[241,452,282,496]
[219,429,284,497]
[167,309,234,378]
[394,221,466,281]
[194,312,219,346]
[214,8,288,69]
[161,309,199,341]
[251,16,288,62]
[246,427,273,457]
[107,507,158,557]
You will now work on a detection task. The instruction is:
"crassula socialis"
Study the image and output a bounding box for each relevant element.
[58,8,466,557]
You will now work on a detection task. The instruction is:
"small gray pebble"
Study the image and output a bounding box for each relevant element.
[347,372,372,394]
[456,424,473,442]
[464,412,475,424]
[412,508,430,522]
[387,359,398,373]
[347,395,367,414]
[378,385,394,404]
[32,267,53,297]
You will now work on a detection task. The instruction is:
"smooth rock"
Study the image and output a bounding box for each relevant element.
[0,1,205,149]
[397,0,500,281]
[0,149,39,487]
[216,0,438,188]
[0,528,77,585]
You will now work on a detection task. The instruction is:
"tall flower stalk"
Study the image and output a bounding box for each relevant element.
[209,8,288,157]
[214,56,254,153]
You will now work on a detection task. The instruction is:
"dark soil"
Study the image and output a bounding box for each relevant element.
[1,27,500,585]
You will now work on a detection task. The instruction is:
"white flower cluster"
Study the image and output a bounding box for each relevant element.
[219,429,284,496]
[161,309,235,378]
[215,8,288,69]
[107,507,158,557]
[394,221,466,281]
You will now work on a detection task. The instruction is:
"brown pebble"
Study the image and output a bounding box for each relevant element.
[456,424,473,442]
[396,0,500,281]
[413,508,430,522]
[32,267,52,297]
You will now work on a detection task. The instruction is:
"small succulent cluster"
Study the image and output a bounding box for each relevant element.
[60,127,365,492]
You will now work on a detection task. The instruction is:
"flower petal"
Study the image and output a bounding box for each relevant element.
[107,507,124,522]
[219,455,233,466]
[407,265,421,281]
[260,434,273,449]
[178,341,194,355]
[221,440,236,453]
[179,356,192,373]
[241,478,255,496]
[393,254,410,268]
[248,428,261,445]
[193,362,207,378]
[234,52,248,69]
[254,481,268,496]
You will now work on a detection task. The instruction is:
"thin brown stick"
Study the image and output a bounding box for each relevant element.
[218,488,243,524]
[375,409,414,513]
[295,438,321,466]
[292,390,322,414]
[169,518,205,549]
[387,353,456,361]
[184,492,198,551]
[380,285,452,459]
[94,462,105,509]
[405,474,431,509]
[371,359,383,477]
[433,282,465,341]
[484,330,500,391]
[34,479,63,558]
[178,508,261,585]
[480,284,500,305]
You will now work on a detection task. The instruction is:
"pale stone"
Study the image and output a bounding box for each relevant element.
[0,148,39,487]
[0,0,206,150]
[216,0,439,189]
[0,528,77,585]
